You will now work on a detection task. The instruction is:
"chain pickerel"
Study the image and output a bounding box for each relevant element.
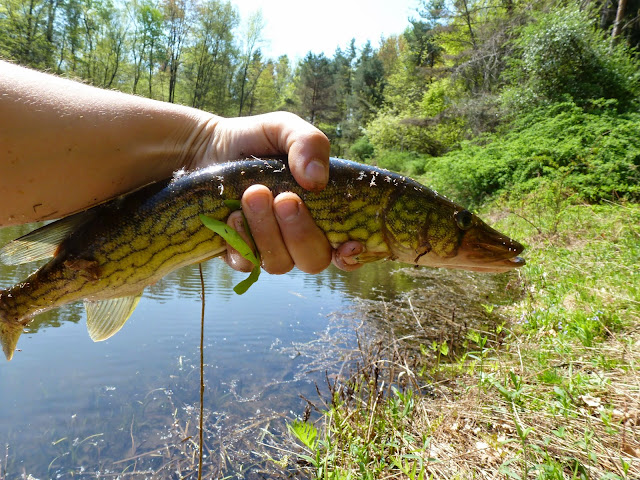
[0,157,525,360]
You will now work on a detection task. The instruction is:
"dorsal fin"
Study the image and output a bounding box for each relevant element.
[0,322,24,361]
[84,293,143,342]
[0,210,95,265]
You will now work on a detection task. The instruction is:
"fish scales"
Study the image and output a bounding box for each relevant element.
[0,157,526,360]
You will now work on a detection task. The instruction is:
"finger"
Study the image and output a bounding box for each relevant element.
[332,241,365,272]
[212,112,330,191]
[242,185,294,275]
[286,128,330,192]
[222,211,254,273]
[273,192,332,274]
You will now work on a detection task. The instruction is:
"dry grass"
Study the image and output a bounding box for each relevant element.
[406,331,640,479]
[284,300,640,479]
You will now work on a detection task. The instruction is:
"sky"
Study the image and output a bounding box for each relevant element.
[230,0,420,61]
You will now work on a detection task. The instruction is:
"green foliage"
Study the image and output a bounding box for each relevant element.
[493,193,640,347]
[348,135,374,161]
[285,196,640,479]
[289,386,431,480]
[503,6,640,112]
[199,213,261,295]
[295,52,336,126]
[288,421,318,451]
[350,41,385,127]
[425,101,640,206]
[181,0,238,112]
[371,149,429,176]
[366,111,445,156]
[0,0,55,68]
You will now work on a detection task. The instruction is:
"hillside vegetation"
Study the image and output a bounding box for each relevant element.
[1,0,639,208]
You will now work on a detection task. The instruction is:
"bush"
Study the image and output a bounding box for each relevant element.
[349,135,375,161]
[366,111,445,156]
[370,150,429,176]
[503,6,640,113]
[426,101,640,206]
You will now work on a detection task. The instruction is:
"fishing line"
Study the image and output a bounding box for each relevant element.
[198,262,205,480]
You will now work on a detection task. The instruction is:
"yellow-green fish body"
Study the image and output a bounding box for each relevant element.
[0,158,525,359]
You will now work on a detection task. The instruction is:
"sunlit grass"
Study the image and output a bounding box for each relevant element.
[286,192,640,479]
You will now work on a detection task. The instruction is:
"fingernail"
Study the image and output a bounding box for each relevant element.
[304,159,328,186]
[275,198,300,222]
[245,192,269,213]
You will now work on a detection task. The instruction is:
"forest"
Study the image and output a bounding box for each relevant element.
[1,0,639,207]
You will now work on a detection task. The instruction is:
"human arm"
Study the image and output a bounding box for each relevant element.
[0,61,361,273]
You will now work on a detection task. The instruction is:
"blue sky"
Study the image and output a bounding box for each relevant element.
[230,0,420,61]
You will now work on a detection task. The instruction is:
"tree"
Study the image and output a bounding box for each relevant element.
[331,41,357,148]
[0,0,54,68]
[55,0,83,73]
[273,54,293,108]
[351,41,385,129]
[94,0,127,88]
[505,6,640,111]
[295,52,335,125]
[129,0,163,95]
[184,0,237,111]
[236,9,264,115]
[162,0,191,103]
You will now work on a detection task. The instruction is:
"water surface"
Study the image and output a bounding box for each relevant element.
[0,223,421,478]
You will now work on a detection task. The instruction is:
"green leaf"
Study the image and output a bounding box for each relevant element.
[199,214,259,267]
[288,420,318,451]
[199,214,262,294]
[224,199,242,211]
[233,266,261,295]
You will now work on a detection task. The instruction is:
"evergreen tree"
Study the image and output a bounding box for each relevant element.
[295,52,335,126]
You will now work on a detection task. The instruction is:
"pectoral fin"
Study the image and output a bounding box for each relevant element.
[0,210,95,265]
[0,322,24,361]
[84,293,142,342]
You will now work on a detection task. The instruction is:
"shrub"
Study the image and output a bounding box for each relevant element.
[349,135,375,161]
[371,150,429,176]
[503,6,640,113]
[426,101,640,206]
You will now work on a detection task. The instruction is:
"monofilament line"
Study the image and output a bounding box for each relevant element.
[198,263,205,480]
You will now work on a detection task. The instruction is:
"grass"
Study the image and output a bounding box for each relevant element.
[285,190,640,479]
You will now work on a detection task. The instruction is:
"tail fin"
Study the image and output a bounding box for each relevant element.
[0,319,23,361]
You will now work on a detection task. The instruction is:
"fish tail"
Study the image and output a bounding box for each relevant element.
[0,293,23,361]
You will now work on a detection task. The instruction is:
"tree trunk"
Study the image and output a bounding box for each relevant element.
[611,0,628,47]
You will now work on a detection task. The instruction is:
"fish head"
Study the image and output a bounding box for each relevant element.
[384,188,525,273]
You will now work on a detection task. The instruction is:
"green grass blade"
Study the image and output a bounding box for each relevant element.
[233,266,261,295]
[199,214,262,294]
[199,214,259,267]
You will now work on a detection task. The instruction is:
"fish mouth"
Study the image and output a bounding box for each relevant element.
[435,221,526,273]
[446,255,526,273]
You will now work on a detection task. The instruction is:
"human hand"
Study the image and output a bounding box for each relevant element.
[200,112,363,274]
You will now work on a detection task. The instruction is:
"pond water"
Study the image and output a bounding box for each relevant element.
[0,223,426,479]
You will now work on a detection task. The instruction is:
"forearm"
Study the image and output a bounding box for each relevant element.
[0,61,217,225]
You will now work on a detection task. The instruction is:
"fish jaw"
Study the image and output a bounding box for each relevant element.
[413,220,526,272]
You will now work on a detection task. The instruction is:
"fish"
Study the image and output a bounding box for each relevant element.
[0,157,525,360]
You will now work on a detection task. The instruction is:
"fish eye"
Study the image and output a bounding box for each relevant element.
[455,210,473,230]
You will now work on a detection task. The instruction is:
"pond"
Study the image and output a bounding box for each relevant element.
[0,222,429,479]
